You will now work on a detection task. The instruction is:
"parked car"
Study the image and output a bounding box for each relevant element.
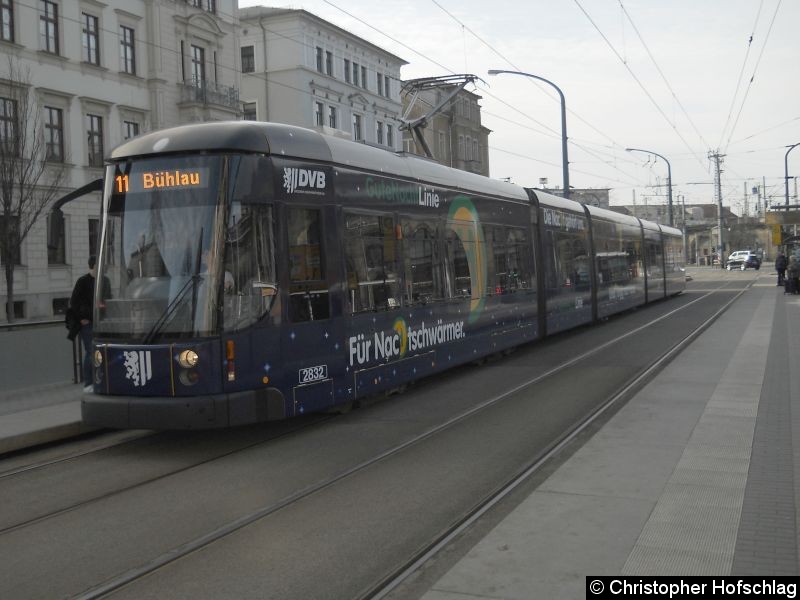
[726,250,761,270]
[741,253,761,270]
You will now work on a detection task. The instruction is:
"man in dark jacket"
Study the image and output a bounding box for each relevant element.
[70,256,98,390]
[776,252,788,286]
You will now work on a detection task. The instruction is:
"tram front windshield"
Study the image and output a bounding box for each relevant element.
[95,154,276,341]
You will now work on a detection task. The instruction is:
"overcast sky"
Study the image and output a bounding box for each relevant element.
[239,0,799,214]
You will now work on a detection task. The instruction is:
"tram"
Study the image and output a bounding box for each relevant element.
[81,121,684,429]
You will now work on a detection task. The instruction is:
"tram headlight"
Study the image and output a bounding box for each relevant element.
[93,350,103,368]
[178,349,199,369]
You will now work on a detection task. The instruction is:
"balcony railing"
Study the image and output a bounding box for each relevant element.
[180,78,239,111]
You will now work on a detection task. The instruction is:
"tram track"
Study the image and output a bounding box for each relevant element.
[0,414,333,537]
[0,430,155,479]
[56,278,750,599]
[368,277,752,599]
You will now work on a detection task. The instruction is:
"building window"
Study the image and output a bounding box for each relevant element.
[88,218,99,258]
[465,136,472,161]
[384,75,390,98]
[361,66,367,89]
[205,0,216,13]
[352,62,359,87]
[242,102,256,121]
[47,211,65,265]
[82,13,100,65]
[52,297,69,316]
[376,121,383,144]
[438,131,446,158]
[0,96,17,155]
[377,73,383,96]
[122,120,139,140]
[86,114,103,167]
[352,113,362,141]
[44,106,63,162]
[12,300,25,319]
[191,45,205,85]
[344,59,350,83]
[40,0,59,55]
[457,135,465,159]
[241,45,254,73]
[325,51,333,76]
[473,140,479,163]
[314,101,323,126]
[328,106,337,129]
[386,124,393,148]
[1,0,14,43]
[120,25,136,75]
[315,46,323,73]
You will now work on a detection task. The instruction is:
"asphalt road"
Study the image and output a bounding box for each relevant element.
[0,269,756,599]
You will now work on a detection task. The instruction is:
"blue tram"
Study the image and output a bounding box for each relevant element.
[82,121,684,429]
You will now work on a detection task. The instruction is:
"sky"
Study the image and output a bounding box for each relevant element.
[238,0,800,214]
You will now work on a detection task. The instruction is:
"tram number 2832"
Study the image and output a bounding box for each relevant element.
[299,365,328,384]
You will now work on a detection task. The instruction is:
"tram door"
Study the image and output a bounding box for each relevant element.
[281,206,342,416]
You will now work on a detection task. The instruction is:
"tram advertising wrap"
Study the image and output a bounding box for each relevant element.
[78,121,684,429]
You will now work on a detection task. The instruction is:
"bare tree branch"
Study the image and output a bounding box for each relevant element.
[1,53,69,321]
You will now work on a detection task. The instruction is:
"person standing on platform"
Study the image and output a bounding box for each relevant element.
[70,256,98,391]
[775,252,788,286]
[787,256,800,295]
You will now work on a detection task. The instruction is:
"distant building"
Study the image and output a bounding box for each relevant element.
[400,86,490,177]
[239,7,407,149]
[0,0,240,322]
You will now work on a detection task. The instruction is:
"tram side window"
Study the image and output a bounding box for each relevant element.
[648,242,664,276]
[401,218,444,305]
[487,226,534,293]
[288,208,329,321]
[344,213,400,313]
[446,232,473,298]
[507,228,535,290]
[544,230,590,292]
[222,203,277,331]
[485,226,505,295]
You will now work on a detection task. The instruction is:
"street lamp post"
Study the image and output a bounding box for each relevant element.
[785,142,800,208]
[626,148,673,227]
[488,69,569,199]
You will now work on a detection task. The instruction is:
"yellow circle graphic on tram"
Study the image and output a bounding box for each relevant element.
[393,317,408,358]
[447,197,487,323]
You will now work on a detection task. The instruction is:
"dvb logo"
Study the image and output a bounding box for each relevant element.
[283,168,326,194]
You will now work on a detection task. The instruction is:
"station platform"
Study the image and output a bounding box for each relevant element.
[420,269,800,598]
[0,267,797,595]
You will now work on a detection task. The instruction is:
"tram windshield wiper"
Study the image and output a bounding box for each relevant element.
[141,229,204,344]
[140,273,203,344]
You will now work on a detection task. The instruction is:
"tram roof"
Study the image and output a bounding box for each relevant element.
[110,121,529,203]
